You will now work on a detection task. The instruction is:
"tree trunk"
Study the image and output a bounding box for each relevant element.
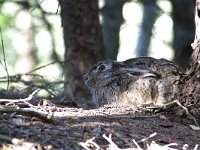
[177,0,200,123]
[170,0,195,70]
[59,0,102,101]
[100,0,128,60]
[135,0,159,57]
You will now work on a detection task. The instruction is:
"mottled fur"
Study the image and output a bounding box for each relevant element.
[84,57,184,107]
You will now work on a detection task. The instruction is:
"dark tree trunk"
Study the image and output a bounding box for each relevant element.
[177,0,200,123]
[59,0,102,100]
[100,0,128,60]
[135,0,159,57]
[170,0,195,70]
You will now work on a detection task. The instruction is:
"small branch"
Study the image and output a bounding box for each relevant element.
[0,106,53,123]
[103,134,122,150]
[160,100,200,127]
[31,0,45,12]
[175,100,200,128]
[0,89,40,112]
[56,3,60,14]
[0,89,55,122]
[79,137,100,150]
[0,73,65,97]
[0,27,10,90]
[0,89,40,104]
[138,132,157,143]
[27,61,64,74]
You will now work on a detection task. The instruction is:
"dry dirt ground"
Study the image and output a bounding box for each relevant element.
[0,98,199,150]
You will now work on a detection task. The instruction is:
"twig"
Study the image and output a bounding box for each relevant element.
[0,73,65,97]
[31,0,45,12]
[138,132,157,143]
[0,89,40,109]
[193,144,199,150]
[79,137,100,150]
[27,61,64,74]
[31,0,63,68]
[0,106,53,123]
[148,141,178,150]
[0,89,40,104]
[81,133,198,150]
[103,134,122,150]
[145,99,200,128]
[162,100,200,127]
[56,3,60,14]
[0,27,10,90]
[132,139,142,150]
[175,100,200,127]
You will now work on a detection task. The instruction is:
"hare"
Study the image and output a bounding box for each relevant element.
[83,57,184,107]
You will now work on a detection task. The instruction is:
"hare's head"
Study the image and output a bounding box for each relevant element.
[83,60,120,89]
[83,59,159,90]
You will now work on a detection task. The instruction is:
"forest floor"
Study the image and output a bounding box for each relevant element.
[0,94,199,150]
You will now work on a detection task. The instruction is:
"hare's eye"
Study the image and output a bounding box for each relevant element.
[98,64,106,71]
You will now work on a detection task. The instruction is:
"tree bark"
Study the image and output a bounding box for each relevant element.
[177,0,200,122]
[170,0,195,70]
[59,0,102,100]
